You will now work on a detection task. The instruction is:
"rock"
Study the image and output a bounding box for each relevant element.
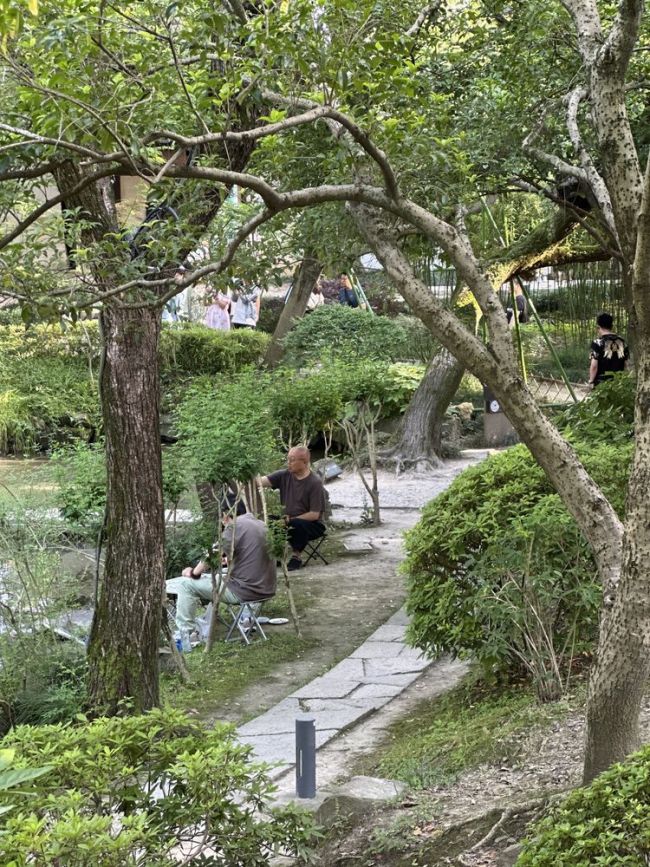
[272,776,407,830]
[314,776,407,827]
[498,843,523,866]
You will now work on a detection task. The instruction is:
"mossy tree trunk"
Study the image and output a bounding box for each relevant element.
[86,305,165,713]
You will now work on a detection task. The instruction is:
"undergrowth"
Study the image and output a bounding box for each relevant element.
[368,677,577,788]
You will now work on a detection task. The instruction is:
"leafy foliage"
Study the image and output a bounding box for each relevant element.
[281,305,437,367]
[159,322,270,376]
[0,708,317,865]
[0,325,100,454]
[0,748,51,821]
[556,373,635,444]
[175,372,278,484]
[518,743,650,865]
[404,443,632,693]
[51,441,106,531]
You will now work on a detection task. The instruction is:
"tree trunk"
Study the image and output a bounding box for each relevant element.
[264,252,321,368]
[86,305,165,714]
[385,347,464,470]
[583,156,650,782]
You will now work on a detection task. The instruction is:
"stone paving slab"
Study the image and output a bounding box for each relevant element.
[351,682,404,699]
[360,672,421,687]
[368,624,408,642]
[291,677,360,700]
[350,640,407,659]
[240,728,337,764]
[364,656,430,677]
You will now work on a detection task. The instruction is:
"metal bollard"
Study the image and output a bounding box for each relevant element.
[295,715,316,798]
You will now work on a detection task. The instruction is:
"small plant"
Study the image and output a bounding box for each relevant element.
[518,743,650,865]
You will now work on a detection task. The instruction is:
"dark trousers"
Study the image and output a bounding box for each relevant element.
[288,519,326,553]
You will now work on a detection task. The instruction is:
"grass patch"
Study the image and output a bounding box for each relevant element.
[367,676,577,789]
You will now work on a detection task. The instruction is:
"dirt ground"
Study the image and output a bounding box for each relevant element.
[210,453,488,725]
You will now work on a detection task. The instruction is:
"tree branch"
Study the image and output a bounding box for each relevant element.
[0,166,119,251]
[565,86,620,246]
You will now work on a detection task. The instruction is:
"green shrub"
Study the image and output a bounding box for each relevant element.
[282,305,436,366]
[0,324,101,454]
[0,708,316,865]
[518,744,650,866]
[404,443,632,695]
[556,372,635,443]
[175,372,278,484]
[159,322,270,375]
[0,635,87,734]
[51,441,107,531]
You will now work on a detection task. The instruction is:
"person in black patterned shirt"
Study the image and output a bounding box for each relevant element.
[589,312,629,388]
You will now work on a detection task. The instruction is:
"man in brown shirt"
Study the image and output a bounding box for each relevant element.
[259,446,326,571]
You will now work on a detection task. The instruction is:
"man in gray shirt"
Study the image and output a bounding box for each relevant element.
[259,446,326,571]
[166,504,276,638]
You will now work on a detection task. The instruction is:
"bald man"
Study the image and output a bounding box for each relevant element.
[259,446,326,570]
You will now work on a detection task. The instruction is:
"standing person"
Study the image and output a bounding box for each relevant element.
[338,273,359,308]
[204,289,231,331]
[166,500,276,639]
[506,283,528,326]
[258,446,326,571]
[589,312,629,388]
[231,281,261,329]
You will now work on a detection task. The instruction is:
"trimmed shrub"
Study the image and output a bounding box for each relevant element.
[0,709,316,864]
[159,322,270,376]
[518,744,650,865]
[404,442,632,696]
[281,305,437,366]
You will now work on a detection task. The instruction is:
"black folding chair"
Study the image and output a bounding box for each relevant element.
[303,531,329,566]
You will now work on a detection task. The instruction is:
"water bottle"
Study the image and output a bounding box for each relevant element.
[180,629,192,653]
[173,633,183,652]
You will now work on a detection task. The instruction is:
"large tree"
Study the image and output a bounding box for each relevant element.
[1,0,649,782]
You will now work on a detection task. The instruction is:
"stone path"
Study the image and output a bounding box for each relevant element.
[237,606,430,776]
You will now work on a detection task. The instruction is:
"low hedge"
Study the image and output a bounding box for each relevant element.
[0,322,270,453]
[159,322,270,375]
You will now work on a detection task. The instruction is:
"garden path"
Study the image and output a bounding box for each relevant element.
[231,451,490,786]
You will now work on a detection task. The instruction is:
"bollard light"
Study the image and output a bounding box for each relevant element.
[295,714,316,798]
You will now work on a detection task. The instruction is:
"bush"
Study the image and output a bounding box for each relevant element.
[0,708,316,865]
[159,322,270,376]
[0,325,101,454]
[556,372,635,443]
[51,441,107,531]
[256,294,285,333]
[518,744,650,865]
[404,442,632,697]
[281,305,436,366]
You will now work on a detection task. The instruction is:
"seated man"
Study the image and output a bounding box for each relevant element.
[166,499,276,640]
[258,446,326,571]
